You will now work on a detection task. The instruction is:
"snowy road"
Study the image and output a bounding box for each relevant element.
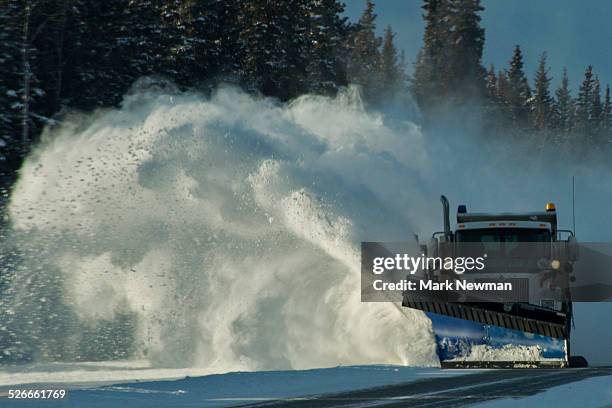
[1,365,611,407]
[238,367,612,408]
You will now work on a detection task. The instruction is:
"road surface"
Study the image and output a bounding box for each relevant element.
[238,367,612,408]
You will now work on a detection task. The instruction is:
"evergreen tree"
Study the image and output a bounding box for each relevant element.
[239,0,310,100]
[280,0,312,98]
[485,64,497,100]
[379,25,406,97]
[346,0,382,102]
[411,0,452,109]
[491,69,513,127]
[592,77,603,134]
[531,52,553,130]
[505,45,531,127]
[125,1,170,76]
[602,84,611,139]
[446,0,486,101]
[59,0,166,109]
[496,69,509,104]
[0,0,69,183]
[0,0,24,188]
[483,64,503,120]
[575,65,596,135]
[553,67,574,133]
[167,0,242,86]
[306,0,350,94]
[412,0,485,109]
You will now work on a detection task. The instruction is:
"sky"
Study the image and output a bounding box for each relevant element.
[344,0,612,91]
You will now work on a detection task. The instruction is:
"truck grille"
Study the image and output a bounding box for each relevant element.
[474,277,530,302]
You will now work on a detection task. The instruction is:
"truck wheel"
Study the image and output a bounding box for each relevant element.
[569,355,588,368]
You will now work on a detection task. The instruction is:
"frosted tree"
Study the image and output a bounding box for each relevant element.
[531,52,554,130]
[239,0,311,100]
[447,0,486,102]
[0,1,22,150]
[591,77,603,135]
[0,0,23,187]
[59,0,153,108]
[602,84,611,140]
[411,0,452,109]
[485,64,497,100]
[0,0,65,169]
[496,69,509,104]
[164,0,242,85]
[346,0,382,102]
[306,0,350,94]
[575,65,596,136]
[505,45,532,128]
[379,25,406,98]
[553,67,574,134]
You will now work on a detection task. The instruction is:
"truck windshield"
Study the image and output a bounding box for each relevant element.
[455,228,551,259]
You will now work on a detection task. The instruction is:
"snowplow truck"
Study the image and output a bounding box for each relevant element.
[402,195,587,368]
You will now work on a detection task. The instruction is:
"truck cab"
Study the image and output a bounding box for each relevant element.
[403,196,584,368]
[431,203,578,311]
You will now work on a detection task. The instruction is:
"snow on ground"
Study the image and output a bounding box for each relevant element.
[0,360,213,388]
[472,374,612,407]
[0,364,473,407]
[449,344,564,363]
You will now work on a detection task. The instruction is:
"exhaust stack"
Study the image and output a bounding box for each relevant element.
[440,195,451,241]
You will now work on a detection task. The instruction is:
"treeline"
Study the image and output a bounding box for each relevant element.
[2,0,612,197]
[412,0,612,148]
[486,50,611,145]
[0,0,405,193]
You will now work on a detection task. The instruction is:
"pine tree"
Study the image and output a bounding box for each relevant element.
[496,69,509,104]
[379,25,406,97]
[411,0,485,110]
[554,67,574,133]
[166,0,242,86]
[411,0,452,109]
[0,0,70,179]
[239,0,311,100]
[346,0,382,102]
[505,45,531,127]
[60,0,165,109]
[0,0,24,189]
[602,84,612,141]
[575,65,595,135]
[592,77,603,134]
[126,1,169,76]
[490,69,513,127]
[306,0,350,95]
[281,0,311,98]
[531,52,553,130]
[0,0,83,196]
[485,64,497,100]
[447,0,486,101]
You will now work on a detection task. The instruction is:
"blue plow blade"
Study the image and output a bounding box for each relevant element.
[426,312,567,368]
